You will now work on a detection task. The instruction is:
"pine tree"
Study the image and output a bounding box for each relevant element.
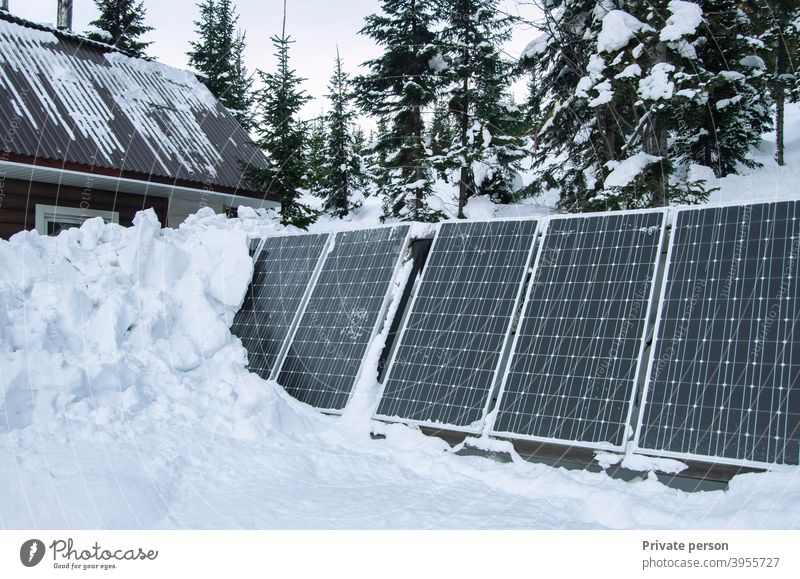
[361,117,390,197]
[429,97,455,178]
[86,0,152,58]
[320,49,362,217]
[519,0,607,211]
[349,125,370,193]
[439,0,528,215]
[187,0,254,129]
[525,1,771,211]
[594,1,769,204]
[226,31,255,130]
[245,1,316,228]
[356,0,443,222]
[305,113,327,194]
[674,0,771,178]
[755,0,800,166]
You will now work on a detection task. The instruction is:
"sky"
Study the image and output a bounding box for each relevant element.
[7,0,543,123]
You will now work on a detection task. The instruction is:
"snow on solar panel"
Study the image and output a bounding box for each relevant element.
[635,201,800,467]
[231,233,331,381]
[489,211,665,450]
[277,225,410,411]
[374,219,539,431]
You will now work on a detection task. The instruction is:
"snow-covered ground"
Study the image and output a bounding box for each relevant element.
[2,111,800,530]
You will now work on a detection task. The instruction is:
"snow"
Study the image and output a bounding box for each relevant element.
[577,55,613,106]
[604,152,662,188]
[709,102,800,204]
[716,95,743,110]
[740,55,766,70]
[597,10,653,53]
[638,62,675,101]
[3,194,799,529]
[615,63,642,79]
[660,1,704,42]
[588,80,613,107]
[84,26,113,42]
[3,90,800,529]
[428,53,448,72]
[521,34,548,60]
[0,18,223,179]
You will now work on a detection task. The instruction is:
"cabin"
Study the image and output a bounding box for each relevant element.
[0,5,278,239]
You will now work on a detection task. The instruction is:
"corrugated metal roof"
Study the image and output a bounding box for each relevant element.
[0,12,269,194]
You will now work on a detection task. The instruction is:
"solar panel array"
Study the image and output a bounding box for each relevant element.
[635,201,800,467]
[277,225,410,411]
[375,220,538,430]
[233,200,799,471]
[491,212,664,450]
[231,233,330,381]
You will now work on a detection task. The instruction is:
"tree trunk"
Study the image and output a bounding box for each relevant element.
[648,42,669,207]
[776,33,787,167]
[411,107,424,219]
[457,74,469,219]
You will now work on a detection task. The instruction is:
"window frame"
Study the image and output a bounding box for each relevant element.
[35,204,120,236]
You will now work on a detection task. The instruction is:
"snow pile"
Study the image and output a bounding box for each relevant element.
[0,207,302,444]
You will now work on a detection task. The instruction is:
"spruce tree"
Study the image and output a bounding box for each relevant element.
[439,0,528,215]
[246,2,315,228]
[321,49,361,217]
[356,0,443,222]
[590,1,769,204]
[349,125,370,194]
[305,113,327,194]
[520,0,608,211]
[187,0,254,129]
[361,118,390,198]
[675,0,771,178]
[756,0,800,166]
[86,0,152,58]
[226,31,255,130]
[429,97,455,178]
[525,1,771,210]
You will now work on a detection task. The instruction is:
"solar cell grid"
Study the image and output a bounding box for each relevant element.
[375,219,539,430]
[231,233,330,381]
[635,201,800,467]
[277,225,410,411]
[491,211,665,450]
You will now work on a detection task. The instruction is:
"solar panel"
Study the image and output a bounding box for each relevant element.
[231,233,331,381]
[374,219,539,431]
[248,237,263,257]
[635,201,800,467]
[277,225,410,411]
[490,211,665,450]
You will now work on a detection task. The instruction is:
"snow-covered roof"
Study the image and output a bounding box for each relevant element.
[0,12,269,196]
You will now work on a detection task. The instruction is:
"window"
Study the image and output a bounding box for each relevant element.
[35,204,119,236]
